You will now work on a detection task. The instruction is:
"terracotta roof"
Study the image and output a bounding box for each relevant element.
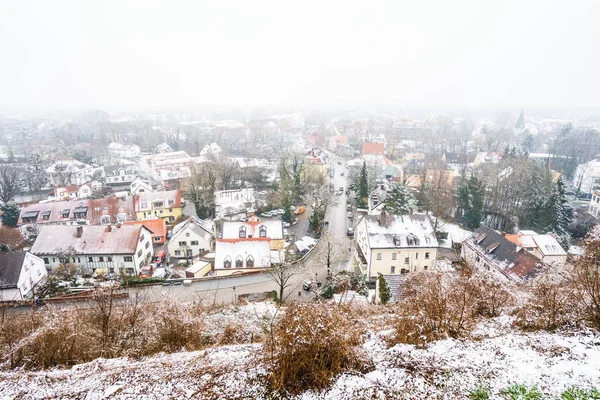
[123,218,166,237]
[18,197,135,225]
[362,142,385,155]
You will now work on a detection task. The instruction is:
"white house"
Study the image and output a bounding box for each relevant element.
[199,142,223,158]
[45,159,95,187]
[214,188,256,219]
[168,217,215,262]
[130,177,153,196]
[30,224,153,276]
[355,211,438,280]
[214,216,284,276]
[139,151,195,188]
[104,164,139,187]
[505,230,567,265]
[0,252,48,301]
[574,159,600,194]
[107,142,141,159]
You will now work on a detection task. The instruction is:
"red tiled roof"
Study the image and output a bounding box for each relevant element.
[123,218,167,237]
[363,142,385,155]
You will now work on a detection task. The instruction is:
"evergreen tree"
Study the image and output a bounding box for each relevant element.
[378,274,391,305]
[458,175,484,229]
[0,202,20,227]
[542,177,573,248]
[383,184,415,215]
[356,162,369,208]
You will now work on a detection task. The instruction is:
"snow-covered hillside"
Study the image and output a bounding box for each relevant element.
[0,305,599,399]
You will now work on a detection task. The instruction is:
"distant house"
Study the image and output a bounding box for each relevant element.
[168,217,214,261]
[462,226,547,284]
[46,159,95,187]
[199,143,223,159]
[214,188,256,220]
[214,216,284,276]
[104,164,138,187]
[355,211,438,280]
[362,142,385,156]
[504,230,567,266]
[0,252,48,301]
[134,190,183,224]
[139,151,195,188]
[107,143,141,159]
[30,224,153,276]
[123,218,167,245]
[473,152,502,168]
[574,159,600,194]
[130,177,153,196]
[153,143,173,154]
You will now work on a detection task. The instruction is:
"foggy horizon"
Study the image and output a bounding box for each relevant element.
[1,1,600,112]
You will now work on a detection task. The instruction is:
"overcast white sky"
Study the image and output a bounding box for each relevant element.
[0,0,599,110]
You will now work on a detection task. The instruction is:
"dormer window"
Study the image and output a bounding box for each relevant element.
[168,198,175,206]
[223,256,232,269]
[100,216,111,225]
[259,225,267,238]
[246,255,254,268]
[239,226,247,238]
[235,256,243,268]
[62,209,70,218]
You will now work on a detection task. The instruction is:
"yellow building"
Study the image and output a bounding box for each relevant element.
[134,190,183,224]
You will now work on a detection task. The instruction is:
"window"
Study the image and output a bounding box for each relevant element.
[425,252,430,259]
[246,256,254,268]
[186,232,190,237]
[239,226,247,238]
[88,257,93,262]
[174,250,181,256]
[137,249,142,257]
[191,240,199,245]
[376,253,382,260]
[108,256,112,262]
[415,253,419,259]
[100,216,111,225]
[99,256,104,262]
[224,257,232,268]
[179,241,187,246]
[424,266,428,270]
[169,216,175,222]
[259,225,267,238]
[404,257,409,264]
[139,234,145,243]
[141,202,147,209]
[400,268,408,274]
[390,266,395,274]
[391,253,397,260]
[124,256,133,262]
[145,242,150,249]
[235,256,243,268]
[43,258,49,265]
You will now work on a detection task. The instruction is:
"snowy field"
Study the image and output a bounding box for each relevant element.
[0,308,599,399]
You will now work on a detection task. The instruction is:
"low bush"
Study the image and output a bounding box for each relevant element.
[469,386,491,400]
[499,383,543,400]
[264,303,369,395]
[561,386,600,400]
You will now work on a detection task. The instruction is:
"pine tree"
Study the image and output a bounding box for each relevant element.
[378,274,391,305]
[542,177,573,248]
[357,162,369,208]
[0,202,20,227]
[458,175,484,230]
[383,184,415,215]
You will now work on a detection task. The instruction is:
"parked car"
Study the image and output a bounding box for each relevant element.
[273,209,284,215]
[347,204,351,211]
[303,280,322,291]
[262,211,273,217]
[293,206,306,215]
[283,221,291,228]
[347,227,354,237]
[340,171,345,176]
[337,161,342,165]
[347,211,353,219]
[161,280,183,286]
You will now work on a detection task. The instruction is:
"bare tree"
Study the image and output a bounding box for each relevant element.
[268,256,300,303]
[312,231,345,277]
[0,165,21,204]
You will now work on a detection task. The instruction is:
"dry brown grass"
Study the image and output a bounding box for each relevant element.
[263,303,370,396]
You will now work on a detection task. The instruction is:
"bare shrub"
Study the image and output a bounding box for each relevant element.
[393,272,482,346]
[474,277,515,318]
[152,298,206,353]
[515,277,575,331]
[570,228,600,329]
[264,303,368,396]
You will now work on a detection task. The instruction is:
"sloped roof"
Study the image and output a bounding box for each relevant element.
[170,217,214,243]
[362,214,438,249]
[221,217,283,240]
[123,218,166,238]
[134,190,182,212]
[18,197,135,225]
[363,142,385,155]
[31,225,146,255]
[0,253,26,289]
[466,226,545,282]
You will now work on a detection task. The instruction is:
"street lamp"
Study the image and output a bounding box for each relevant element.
[232,286,236,305]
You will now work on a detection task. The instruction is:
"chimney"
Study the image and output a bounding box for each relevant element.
[76,226,83,238]
[379,207,387,226]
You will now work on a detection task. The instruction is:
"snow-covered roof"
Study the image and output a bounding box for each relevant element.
[222,217,283,240]
[361,214,438,249]
[186,260,210,275]
[532,235,567,256]
[171,217,214,243]
[214,239,271,270]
